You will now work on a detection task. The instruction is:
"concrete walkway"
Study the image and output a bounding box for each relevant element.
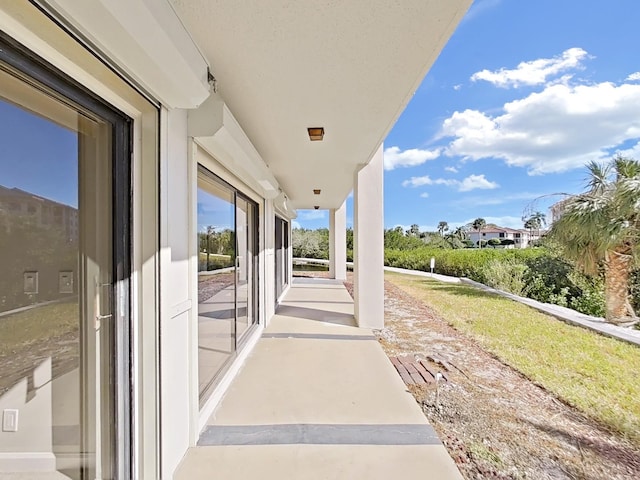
[175,278,462,479]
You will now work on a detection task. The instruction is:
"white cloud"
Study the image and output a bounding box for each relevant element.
[297,209,326,220]
[458,174,499,192]
[403,174,498,192]
[402,175,456,188]
[626,72,640,82]
[292,220,301,229]
[474,216,524,229]
[419,192,430,198]
[383,146,441,170]
[445,166,459,173]
[439,81,640,174]
[615,140,640,160]
[471,48,588,88]
[452,191,545,207]
[453,84,462,91]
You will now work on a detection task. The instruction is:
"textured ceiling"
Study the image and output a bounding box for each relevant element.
[171,0,472,208]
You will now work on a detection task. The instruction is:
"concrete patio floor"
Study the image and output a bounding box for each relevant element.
[175,278,462,479]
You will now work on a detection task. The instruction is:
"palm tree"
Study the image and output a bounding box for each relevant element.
[446,226,469,248]
[524,217,535,239]
[450,225,468,240]
[524,211,546,244]
[437,221,449,237]
[472,217,486,248]
[407,224,420,237]
[549,157,640,325]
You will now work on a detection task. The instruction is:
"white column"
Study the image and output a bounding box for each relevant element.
[353,144,384,329]
[329,201,347,280]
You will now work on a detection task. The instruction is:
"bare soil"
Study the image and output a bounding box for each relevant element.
[296,271,640,479]
[198,272,234,303]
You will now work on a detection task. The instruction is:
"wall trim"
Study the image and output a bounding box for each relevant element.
[35,0,210,108]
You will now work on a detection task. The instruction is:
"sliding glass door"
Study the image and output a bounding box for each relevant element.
[0,35,131,478]
[197,167,258,404]
[236,196,258,339]
[275,216,289,302]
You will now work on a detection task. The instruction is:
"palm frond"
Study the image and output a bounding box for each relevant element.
[584,161,611,194]
[614,156,640,179]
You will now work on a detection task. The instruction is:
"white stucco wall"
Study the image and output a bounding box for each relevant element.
[159,108,192,478]
[0,359,54,472]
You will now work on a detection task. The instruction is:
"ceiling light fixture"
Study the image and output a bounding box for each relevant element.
[313,189,321,195]
[307,127,324,141]
[314,206,319,210]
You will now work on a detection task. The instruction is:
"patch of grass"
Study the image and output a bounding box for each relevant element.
[386,271,640,445]
[0,302,78,356]
[468,441,503,467]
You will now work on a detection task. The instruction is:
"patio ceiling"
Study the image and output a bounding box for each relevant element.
[170,0,472,209]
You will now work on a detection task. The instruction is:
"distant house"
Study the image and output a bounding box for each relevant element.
[468,226,545,248]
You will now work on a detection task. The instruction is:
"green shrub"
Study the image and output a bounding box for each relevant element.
[569,281,605,317]
[198,253,233,271]
[478,258,528,296]
[522,254,605,316]
[522,255,577,307]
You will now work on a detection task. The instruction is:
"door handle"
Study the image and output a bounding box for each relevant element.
[95,278,113,330]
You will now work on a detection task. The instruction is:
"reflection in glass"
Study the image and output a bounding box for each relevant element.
[197,175,236,403]
[197,170,259,405]
[0,63,114,478]
[235,196,256,339]
[275,217,289,301]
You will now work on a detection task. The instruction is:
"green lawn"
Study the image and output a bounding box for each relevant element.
[386,271,640,445]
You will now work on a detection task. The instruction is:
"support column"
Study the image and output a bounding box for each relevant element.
[329,201,347,280]
[353,144,384,329]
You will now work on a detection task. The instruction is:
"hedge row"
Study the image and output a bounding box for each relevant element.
[384,247,544,281]
[384,247,639,318]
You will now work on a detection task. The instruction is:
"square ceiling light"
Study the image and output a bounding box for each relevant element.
[307,127,324,141]
[313,189,321,195]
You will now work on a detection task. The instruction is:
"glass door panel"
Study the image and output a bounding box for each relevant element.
[196,175,236,404]
[235,196,256,340]
[275,216,288,302]
[197,168,259,405]
[0,59,120,478]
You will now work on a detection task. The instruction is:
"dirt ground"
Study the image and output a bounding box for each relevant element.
[296,271,640,479]
[198,272,234,303]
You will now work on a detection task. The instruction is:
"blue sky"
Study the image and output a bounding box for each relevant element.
[296,0,640,231]
[0,100,78,207]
